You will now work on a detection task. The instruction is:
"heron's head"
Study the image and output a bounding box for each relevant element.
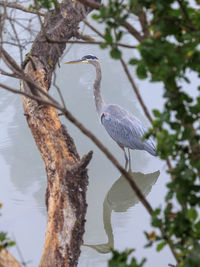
[65,55,99,66]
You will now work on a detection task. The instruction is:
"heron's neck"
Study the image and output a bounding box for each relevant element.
[92,61,105,117]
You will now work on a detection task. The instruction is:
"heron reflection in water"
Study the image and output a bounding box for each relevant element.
[65,55,156,169]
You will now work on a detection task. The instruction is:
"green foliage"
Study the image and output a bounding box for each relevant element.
[92,0,200,266]
[0,203,15,251]
[108,249,146,267]
[30,0,58,10]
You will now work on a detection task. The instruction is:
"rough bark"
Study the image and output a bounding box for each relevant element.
[0,248,21,267]
[20,0,98,266]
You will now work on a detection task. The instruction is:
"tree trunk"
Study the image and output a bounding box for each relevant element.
[20,1,98,266]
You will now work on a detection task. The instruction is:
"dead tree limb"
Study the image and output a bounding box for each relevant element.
[19,0,99,266]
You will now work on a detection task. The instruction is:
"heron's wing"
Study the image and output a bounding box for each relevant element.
[101,111,145,150]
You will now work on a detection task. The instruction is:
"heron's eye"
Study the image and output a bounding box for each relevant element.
[100,112,108,123]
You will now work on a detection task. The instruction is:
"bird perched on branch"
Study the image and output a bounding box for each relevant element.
[65,55,156,169]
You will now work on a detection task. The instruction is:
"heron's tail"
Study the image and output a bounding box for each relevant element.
[144,138,156,156]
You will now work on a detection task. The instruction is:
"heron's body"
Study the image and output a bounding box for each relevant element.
[65,55,156,168]
[101,104,156,156]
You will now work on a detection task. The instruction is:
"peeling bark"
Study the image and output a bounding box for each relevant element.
[0,248,21,267]
[20,0,99,266]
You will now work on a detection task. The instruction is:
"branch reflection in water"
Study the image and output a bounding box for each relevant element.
[84,170,160,253]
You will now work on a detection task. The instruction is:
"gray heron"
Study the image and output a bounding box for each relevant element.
[65,55,156,169]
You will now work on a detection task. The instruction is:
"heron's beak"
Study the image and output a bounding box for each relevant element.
[64,59,87,64]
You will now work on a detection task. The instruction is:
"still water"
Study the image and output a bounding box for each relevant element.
[0,18,175,267]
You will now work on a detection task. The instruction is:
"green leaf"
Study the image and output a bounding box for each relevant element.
[129,58,139,65]
[104,28,113,44]
[152,217,162,227]
[156,241,167,252]
[152,208,161,216]
[187,208,198,222]
[153,109,161,118]
[100,43,107,49]
[0,232,7,242]
[110,48,121,59]
[136,63,147,79]
[195,221,200,233]
[92,14,100,20]
[116,31,122,41]
[109,248,146,267]
[100,6,107,18]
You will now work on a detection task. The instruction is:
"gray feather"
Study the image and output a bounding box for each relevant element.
[101,104,156,156]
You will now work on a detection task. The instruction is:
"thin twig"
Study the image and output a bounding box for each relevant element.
[0,82,61,109]
[78,0,101,9]
[12,234,27,267]
[120,57,153,122]
[79,0,143,42]
[0,0,8,45]
[1,41,26,48]
[0,1,45,16]
[9,17,23,63]
[31,3,136,49]
[138,8,150,38]
[33,0,45,33]
[122,21,143,42]
[66,40,137,49]
[38,38,136,48]
[84,20,104,39]
[0,68,20,78]
[53,71,67,110]
[176,0,196,30]
[0,46,59,104]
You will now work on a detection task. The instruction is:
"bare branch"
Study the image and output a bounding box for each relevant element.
[66,40,137,49]
[0,0,7,43]
[1,41,26,48]
[84,20,104,39]
[53,71,67,110]
[177,0,196,30]
[9,17,23,63]
[138,9,150,38]
[120,57,153,123]
[79,0,143,42]
[0,1,45,16]
[122,21,143,42]
[0,68,20,78]
[0,82,61,110]
[78,0,101,9]
[0,46,60,103]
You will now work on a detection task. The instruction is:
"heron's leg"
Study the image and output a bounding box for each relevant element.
[117,143,128,170]
[128,148,132,171]
[123,148,129,170]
